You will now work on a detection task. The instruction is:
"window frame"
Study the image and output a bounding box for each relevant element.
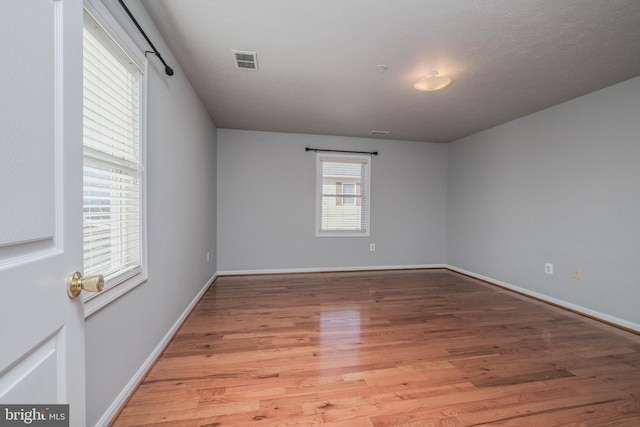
[315,153,371,237]
[82,0,148,317]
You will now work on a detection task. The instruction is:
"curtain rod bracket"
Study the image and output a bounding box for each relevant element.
[118,0,174,76]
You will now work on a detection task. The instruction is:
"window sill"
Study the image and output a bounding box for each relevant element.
[83,273,147,318]
[316,231,370,237]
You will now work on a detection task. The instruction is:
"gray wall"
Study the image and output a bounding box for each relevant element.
[84,1,218,425]
[217,129,448,272]
[447,76,640,327]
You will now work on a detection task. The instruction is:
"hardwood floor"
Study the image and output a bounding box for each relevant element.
[111,269,640,426]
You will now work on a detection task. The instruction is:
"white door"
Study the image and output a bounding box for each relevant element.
[0,0,86,425]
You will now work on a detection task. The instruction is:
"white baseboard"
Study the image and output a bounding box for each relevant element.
[217,264,447,276]
[446,265,640,333]
[94,272,217,427]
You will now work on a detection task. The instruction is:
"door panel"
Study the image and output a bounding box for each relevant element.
[0,0,85,425]
[0,0,55,248]
[0,332,62,403]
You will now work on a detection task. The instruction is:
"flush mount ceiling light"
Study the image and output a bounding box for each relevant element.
[413,71,451,92]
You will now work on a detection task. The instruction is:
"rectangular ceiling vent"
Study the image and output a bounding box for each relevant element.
[369,130,389,136]
[232,50,258,71]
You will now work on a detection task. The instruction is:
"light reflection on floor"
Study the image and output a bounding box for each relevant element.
[319,308,362,374]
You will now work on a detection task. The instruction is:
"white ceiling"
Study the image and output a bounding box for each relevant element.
[140,0,640,143]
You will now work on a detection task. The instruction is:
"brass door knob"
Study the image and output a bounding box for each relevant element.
[67,271,104,298]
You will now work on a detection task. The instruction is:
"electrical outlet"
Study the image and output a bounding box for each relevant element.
[370,243,375,252]
[545,263,553,275]
[572,268,581,280]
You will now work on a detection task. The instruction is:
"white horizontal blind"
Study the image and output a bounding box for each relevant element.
[83,10,142,286]
[317,155,370,235]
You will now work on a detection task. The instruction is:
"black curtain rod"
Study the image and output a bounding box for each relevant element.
[305,147,378,156]
[117,0,174,76]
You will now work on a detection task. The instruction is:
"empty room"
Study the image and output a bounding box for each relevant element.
[1,0,640,426]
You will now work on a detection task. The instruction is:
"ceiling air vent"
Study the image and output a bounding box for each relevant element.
[232,50,258,71]
[369,130,389,136]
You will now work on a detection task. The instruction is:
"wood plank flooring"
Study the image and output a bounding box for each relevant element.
[111,269,640,426]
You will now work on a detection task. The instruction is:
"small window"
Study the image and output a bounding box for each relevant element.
[316,154,370,237]
[82,1,147,314]
[341,182,356,205]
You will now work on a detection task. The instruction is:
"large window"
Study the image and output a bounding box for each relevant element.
[316,154,370,237]
[82,2,146,313]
